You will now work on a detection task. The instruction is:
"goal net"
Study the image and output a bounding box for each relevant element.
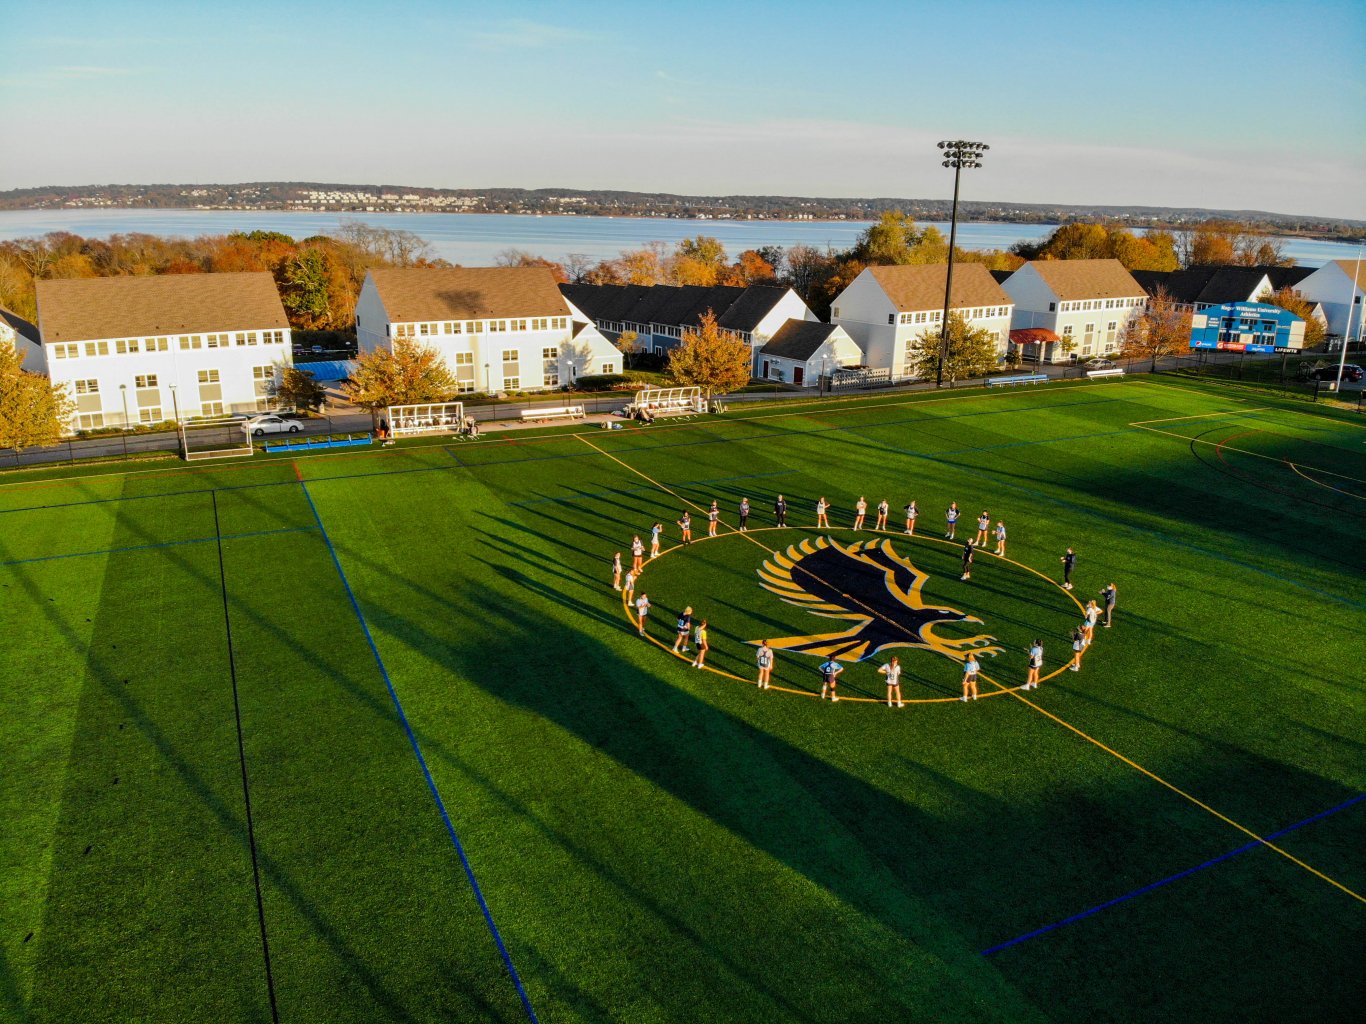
[630,386,704,419]
[387,401,466,437]
[182,417,254,461]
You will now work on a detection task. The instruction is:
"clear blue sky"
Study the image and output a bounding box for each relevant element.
[3,0,1364,218]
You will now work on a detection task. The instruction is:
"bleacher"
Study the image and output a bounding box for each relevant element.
[628,387,704,420]
[986,373,1050,387]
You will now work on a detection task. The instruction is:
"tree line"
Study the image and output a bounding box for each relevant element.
[0,222,446,331]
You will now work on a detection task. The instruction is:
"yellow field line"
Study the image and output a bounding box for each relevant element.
[584,432,1366,906]
[1288,461,1366,497]
[977,669,1366,905]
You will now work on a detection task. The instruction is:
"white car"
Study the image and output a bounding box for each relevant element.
[1084,357,1117,370]
[245,414,302,437]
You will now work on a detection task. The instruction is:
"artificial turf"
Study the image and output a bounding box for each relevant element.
[1,377,1362,1023]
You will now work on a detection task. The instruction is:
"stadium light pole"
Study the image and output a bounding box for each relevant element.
[935,140,989,387]
[1330,245,1362,390]
[119,384,129,459]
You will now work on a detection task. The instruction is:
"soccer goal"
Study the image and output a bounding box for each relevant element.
[387,401,466,438]
[629,386,704,420]
[181,417,254,461]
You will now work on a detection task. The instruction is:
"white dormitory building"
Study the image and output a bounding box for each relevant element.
[756,321,862,386]
[34,273,293,430]
[356,267,623,393]
[1,305,44,372]
[1293,259,1366,346]
[829,264,1014,379]
[560,282,816,377]
[1001,259,1148,363]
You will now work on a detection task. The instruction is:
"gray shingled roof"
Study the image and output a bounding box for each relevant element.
[0,304,40,346]
[560,282,790,334]
[759,320,840,361]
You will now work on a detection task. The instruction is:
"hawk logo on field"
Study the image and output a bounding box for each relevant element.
[753,537,1002,663]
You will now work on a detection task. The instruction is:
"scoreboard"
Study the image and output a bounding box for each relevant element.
[1189,301,1306,353]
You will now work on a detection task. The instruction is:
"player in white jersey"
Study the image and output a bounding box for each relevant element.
[879,656,904,707]
[635,594,650,636]
[853,496,867,530]
[756,641,773,689]
[875,499,890,531]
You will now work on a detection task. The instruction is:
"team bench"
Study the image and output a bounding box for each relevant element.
[520,404,586,422]
[986,373,1050,387]
[1085,368,1125,379]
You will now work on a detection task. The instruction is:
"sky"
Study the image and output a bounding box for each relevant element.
[2,0,1364,219]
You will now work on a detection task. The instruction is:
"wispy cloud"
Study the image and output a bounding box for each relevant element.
[471,19,602,51]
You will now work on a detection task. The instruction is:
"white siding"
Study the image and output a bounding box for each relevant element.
[1296,263,1365,341]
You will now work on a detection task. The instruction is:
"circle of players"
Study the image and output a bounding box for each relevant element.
[609,495,1118,707]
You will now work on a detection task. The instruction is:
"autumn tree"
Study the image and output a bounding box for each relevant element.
[494,249,568,282]
[1013,222,1178,271]
[614,330,641,369]
[1177,222,1289,267]
[1118,289,1190,371]
[1258,287,1326,346]
[271,365,329,413]
[341,338,458,425]
[669,236,728,286]
[909,312,1001,386]
[667,311,752,397]
[616,243,668,285]
[0,338,75,452]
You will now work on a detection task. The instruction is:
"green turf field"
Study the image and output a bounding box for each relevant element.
[2,377,1363,1023]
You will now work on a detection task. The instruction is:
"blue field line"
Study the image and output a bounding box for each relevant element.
[509,468,795,509]
[0,525,319,568]
[296,479,539,1023]
[981,791,1366,957]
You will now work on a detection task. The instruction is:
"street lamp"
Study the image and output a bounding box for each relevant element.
[935,139,989,387]
[169,384,184,459]
[119,384,129,459]
[485,362,491,394]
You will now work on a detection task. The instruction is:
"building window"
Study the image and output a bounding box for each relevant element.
[1106,321,1118,345]
[454,352,473,365]
[147,337,169,352]
[235,332,257,346]
[206,334,226,348]
[469,321,483,333]
[52,343,79,359]
[74,378,99,394]
[179,335,201,350]
[502,349,518,362]
[456,380,474,393]
[84,341,110,357]
[553,317,567,329]
[832,307,841,318]
[77,413,105,429]
[138,407,163,424]
[531,318,548,330]
[198,369,220,384]
[200,400,224,416]
[601,363,614,375]
[1062,325,1074,337]
[419,323,435,336]
[510,319,527,331]
[445,322,462,334]
[262,330,284,345]
[542,347,559,360]
[116,339,140,354]
[504,376,521,390]
[135,374,158,388]
[489,320,507,333]
[544,373,560,387]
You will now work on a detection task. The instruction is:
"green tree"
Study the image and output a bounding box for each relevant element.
[0,338,75,452]
[667,311,752,397]
[341,338,457,425]
[909,313,1001,385]
[271,365,328,413]
[1118,289,1190,371]
[278,248,333,329]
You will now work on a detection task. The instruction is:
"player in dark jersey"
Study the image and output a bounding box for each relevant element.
[1060,547,1076,589]
[820,658,844,702]
[673,606,693,653]
[945,502,960,539]
[774,494,788,527]
[960,540,975,581]
[875,499,890,531]
[707,501,720,538]
[1100,583,1117,627]
[738,498,750,531]
[678,512,692,545]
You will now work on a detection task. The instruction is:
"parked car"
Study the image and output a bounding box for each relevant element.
[1084,358,1117,370]
[244,414,302,437]
[1305,364,1363,383]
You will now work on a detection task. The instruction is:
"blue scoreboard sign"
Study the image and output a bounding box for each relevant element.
[1189,301,1306,353]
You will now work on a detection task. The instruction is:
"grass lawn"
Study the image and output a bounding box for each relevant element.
[1,377,1362,1023]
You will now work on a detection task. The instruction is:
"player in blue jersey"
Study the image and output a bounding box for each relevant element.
[961,654,980,702]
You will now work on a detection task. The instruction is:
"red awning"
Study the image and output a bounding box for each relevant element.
[1009,328,1061,344]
